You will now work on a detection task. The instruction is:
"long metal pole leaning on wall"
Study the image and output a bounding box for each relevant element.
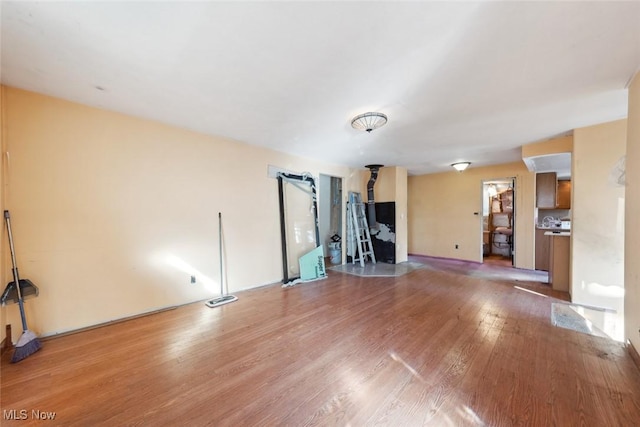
[277,172,321,286]
[277,174,290,284]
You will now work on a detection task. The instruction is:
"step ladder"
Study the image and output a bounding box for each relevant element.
[348,192,376,267]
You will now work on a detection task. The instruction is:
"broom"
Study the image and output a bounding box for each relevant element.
[4,210,41,362]
[205,212,238,308]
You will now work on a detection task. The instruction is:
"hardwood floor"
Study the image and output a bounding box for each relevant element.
[2,260,639,426]
[483,254,514,269]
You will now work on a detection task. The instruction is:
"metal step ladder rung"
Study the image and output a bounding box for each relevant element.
[348,192,376,267]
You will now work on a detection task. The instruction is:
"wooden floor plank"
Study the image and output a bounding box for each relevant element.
[2,258,640,426]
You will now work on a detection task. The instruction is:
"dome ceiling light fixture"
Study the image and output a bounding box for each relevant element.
[351,112,388,133]
[451,162,471,172]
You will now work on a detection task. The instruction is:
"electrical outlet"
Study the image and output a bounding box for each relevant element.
[190,275,196,284]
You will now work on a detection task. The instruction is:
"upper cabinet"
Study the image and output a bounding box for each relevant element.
[536,172,557,208]
[557,180,571,209]
[536,172,571,209]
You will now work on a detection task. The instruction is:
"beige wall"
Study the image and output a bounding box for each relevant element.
[522,135,573,158]
[572,119,627,341]
[1,86,356,337]
[1,86,5,345]
[395,167,408,263]
[408,162,535,269]
[625,73,640,351]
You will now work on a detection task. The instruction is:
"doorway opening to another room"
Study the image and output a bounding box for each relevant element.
[319,174,343,266]
[482,178,515,268]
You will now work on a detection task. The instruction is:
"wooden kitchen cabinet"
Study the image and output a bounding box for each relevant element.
[535,228,550,271]
[557,180,571,209]
[536,172,557,208]
[549,234,570,292]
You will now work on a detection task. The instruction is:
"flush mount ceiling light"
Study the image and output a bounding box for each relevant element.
[451,162,471,172]
[351,112,388,132]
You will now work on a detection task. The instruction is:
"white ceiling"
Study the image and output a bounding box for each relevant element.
[522,152,572,179]
[2,1,639,175]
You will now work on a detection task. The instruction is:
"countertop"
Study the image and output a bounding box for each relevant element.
[544,231,571,237]
[536,225,570,230]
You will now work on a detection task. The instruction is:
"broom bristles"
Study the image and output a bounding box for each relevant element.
[11,329,41,363]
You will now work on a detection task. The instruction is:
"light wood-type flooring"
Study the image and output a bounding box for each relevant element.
[2,257,640,426]
[483,254,514,269]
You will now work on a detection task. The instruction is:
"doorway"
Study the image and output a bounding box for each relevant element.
[482,178,515,267]
[319,174,343,266]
